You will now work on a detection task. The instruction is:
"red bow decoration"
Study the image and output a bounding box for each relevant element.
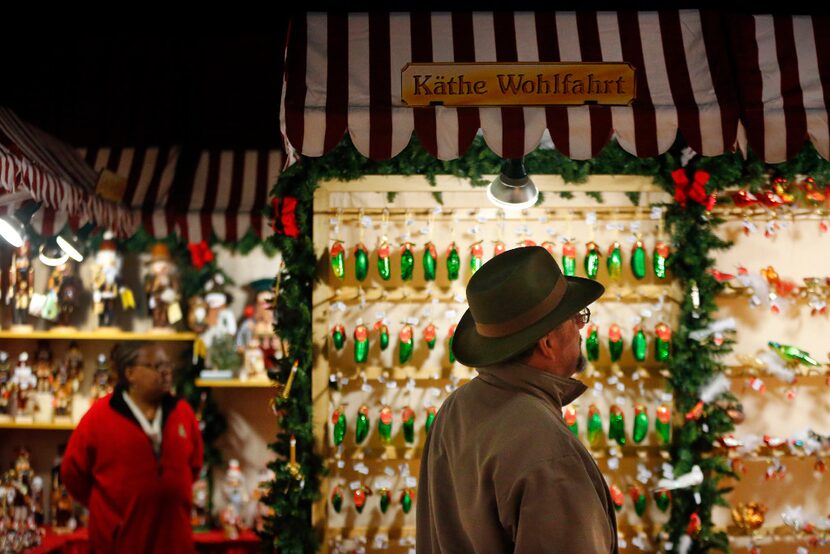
[272,196,299,238]
[188,240,214,269]
[672,168,717,211]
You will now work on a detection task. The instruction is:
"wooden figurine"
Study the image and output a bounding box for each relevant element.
[7,240,34,330]
[143,243,182,332]
[91,237,134,329]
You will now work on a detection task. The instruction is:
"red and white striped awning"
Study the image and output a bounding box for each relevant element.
[281,11,739,162]
[729,14,830,163]
[79,147,281,243]
[0,108,138,237]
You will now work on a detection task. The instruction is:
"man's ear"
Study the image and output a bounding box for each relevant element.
[536,331,556,359]
[124,366,136,384]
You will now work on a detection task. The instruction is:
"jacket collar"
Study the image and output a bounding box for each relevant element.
[110,384,180,430]
[476,361,588,411]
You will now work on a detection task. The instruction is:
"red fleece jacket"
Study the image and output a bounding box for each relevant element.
[61,388,204,554]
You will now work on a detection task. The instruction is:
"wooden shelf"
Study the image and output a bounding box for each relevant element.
[0,420,76,430]
[0,330,197,342]
[195,379,274,388]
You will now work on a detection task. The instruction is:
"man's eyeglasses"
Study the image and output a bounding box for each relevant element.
[574,308,591,326]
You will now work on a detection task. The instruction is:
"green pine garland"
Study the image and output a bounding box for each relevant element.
[264,134,830,553]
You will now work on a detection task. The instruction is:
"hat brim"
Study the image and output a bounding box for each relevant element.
[452,276,604,368]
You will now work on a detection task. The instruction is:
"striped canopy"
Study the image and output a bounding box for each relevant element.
[80,147,280,243]
[281,11,830,164]
[0,108,138,237]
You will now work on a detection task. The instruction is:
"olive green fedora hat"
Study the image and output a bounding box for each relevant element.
[452,245,604,367]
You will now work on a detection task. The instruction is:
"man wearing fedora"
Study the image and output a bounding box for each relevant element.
[417,246,618,553]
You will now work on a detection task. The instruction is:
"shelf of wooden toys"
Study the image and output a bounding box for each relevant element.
[194,379,274,388]
[0,330,197,341]
[0,421,76,430]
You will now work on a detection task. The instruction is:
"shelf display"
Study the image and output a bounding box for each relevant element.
[315,190,681,550]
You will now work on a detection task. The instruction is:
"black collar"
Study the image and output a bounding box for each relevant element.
[109,385,180,431]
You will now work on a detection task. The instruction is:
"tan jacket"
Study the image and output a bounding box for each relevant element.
[417,361,618,553]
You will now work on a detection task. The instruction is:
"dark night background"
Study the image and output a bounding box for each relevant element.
[0,5,822,151]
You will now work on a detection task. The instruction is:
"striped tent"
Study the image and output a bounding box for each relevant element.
[729,14,830,163]
[281,11,739,162]
[79,147,281,243]
[0,108,138,237]
[281,11,830,164]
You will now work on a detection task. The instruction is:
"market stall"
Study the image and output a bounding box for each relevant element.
[270,10,830,554]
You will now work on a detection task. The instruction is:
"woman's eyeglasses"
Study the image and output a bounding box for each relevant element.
[134,361,173,373]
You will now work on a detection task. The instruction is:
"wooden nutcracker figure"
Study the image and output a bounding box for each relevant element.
[7,240,34,330]
[143,243,182,331]
[42,259,83,328]
[11,352,37,422]
[0,351,11,421]
[92,237,134,329]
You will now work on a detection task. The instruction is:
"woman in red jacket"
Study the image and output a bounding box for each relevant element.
[62,341,204,553]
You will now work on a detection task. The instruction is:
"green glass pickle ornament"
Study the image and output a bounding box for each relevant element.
[401,406,416,445]
[425,406,437,434]
[629,486,647,517]
[353,486,371,514]
[400,242,415,281]
[331,485,344,513]
[562,242,577,277]
[354,242,369,282]
[377,241,391,281]
[470,241,484,274]
[446,243,461,281]
[633,403,649,444]
[353,324,369,364]
[587,404,603,446]
[423,242,437,281]
[606,241,622,280]
[355,404,370,444]
[609,404,626,446]
[654,489,671,512]
[399,324,414,365]
[608,324,623,362]
[424,323,437,350]
[653,241,669,280]
[632,325,647,363]
[378,488,391,513]
[378,406,393,443]
[375,320,389,351]
[331,324,346,351]
[564,405,578,436]
[609,484,624,512]
[584,241,601,279]
[400,489,414,514]
[448,324,457,364]
[330,241,345,280]
[332,406,346,446]
[655,404,672,445]
[585,324,600,361]
[655,323,672,362]
[631,238,647,280]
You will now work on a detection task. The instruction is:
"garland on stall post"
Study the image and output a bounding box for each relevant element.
[262,134,830,553]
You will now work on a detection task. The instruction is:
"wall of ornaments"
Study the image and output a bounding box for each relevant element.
[709,210,830,554]
[313,177,685,553]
